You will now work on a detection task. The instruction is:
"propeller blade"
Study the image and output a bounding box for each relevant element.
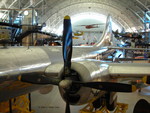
[65,101,70,113]
[62,15,72,75]
[62,15,73,113]
[18,73,61,85]
[73,81,136,92]
[65,91,71,113]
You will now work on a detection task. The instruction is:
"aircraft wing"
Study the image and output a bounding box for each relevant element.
[97,62,150,78]
[0,46,63,102]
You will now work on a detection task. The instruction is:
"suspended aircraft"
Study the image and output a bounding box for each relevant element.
[73,31,84,36]
[77,23,104,29]
[0,15,150,113]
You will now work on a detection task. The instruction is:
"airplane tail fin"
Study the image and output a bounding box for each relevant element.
[94,14,115,47]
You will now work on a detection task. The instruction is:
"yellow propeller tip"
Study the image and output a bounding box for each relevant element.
[142,76,147,83]
[132,85,137,92]
[64,15,70,19]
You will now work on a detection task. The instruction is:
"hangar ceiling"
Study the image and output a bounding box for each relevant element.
[0,0,150,34]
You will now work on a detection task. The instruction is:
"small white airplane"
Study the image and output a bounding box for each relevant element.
[0,15,150,113]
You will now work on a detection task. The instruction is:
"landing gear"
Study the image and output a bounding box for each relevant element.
[80,102,110,113]
[80,92,128,113]
[80,101,128,113]
[105,92,117,111]
[114,103,128,113]
[133,99,150,113]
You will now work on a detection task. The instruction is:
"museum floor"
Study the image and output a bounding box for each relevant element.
[31,86,150,113]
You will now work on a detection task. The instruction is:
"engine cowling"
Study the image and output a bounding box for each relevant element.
[58,60,110,105]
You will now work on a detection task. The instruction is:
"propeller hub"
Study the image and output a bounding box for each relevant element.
[59,79,72,90]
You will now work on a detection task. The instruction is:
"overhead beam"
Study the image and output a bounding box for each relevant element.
[136,0,149,11]
[128,7,144,23]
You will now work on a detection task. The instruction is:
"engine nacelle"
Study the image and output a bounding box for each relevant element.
[59,60,110,105]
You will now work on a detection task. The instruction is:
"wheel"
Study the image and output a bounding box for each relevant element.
[133,99,150,113]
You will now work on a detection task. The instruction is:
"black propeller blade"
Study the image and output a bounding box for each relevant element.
[65,91,71,113]
[72,81,136,92]
[20,73,136,93]
[62,15,72,77]
[62,15,73,113]
[18,73,61,85]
